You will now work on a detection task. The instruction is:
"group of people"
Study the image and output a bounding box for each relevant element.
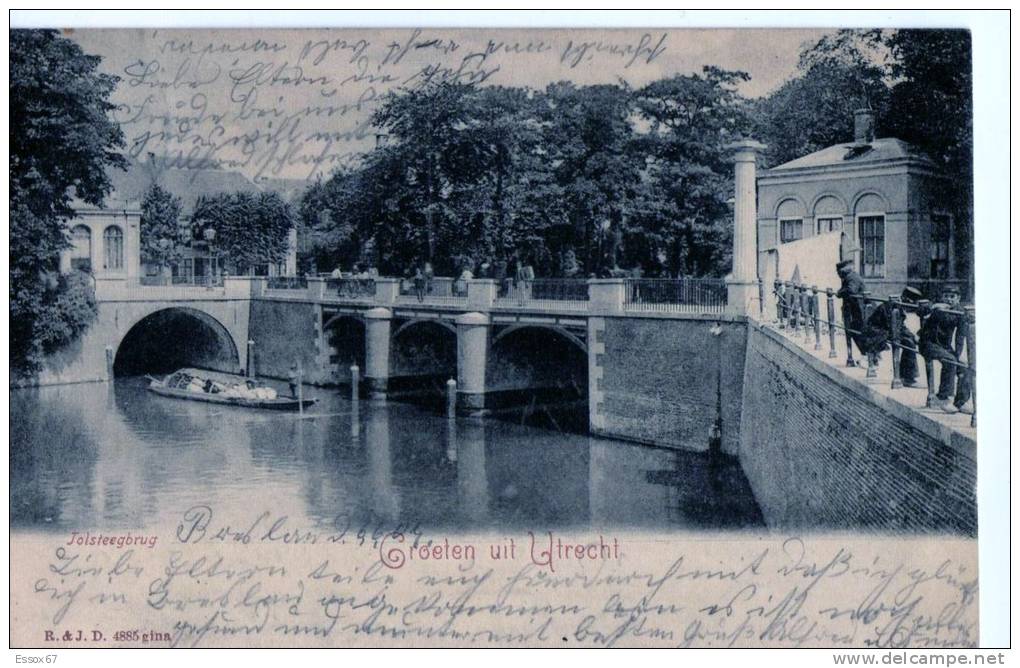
[836,259,972,414]
[330,263,377,280]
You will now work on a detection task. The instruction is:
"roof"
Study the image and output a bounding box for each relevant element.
[71,158,310,215]
[767,138,935,173]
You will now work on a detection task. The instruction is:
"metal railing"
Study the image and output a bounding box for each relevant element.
[138,274,223,287]
[265,275,308,290]
[623,278,727,313]
[494,278,589,309]
[773,280,976,428]
[398,276,466,304]
[327,277,375,300]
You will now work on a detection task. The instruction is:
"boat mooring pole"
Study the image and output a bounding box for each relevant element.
[350,364,360,402]
[298,360,304,417]
[446,378,457,419]
[247,339,255,379]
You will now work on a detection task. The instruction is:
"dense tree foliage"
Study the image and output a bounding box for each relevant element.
[301,73,748,278]
[10,30,126,379]
[139,183,184,272]
[191,191,296,274]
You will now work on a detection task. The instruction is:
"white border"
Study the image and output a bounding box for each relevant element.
[3,8,1012,655]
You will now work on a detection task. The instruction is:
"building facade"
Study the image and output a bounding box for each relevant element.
[756,110,961,297]
[59,202,142,285]
[59,159,301,284]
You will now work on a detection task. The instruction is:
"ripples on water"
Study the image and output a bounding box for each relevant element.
[10,377,764,533]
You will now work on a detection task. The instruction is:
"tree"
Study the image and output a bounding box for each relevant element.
[633,67,753,276]
[755,30,890,167]
[884,29,973,278]
[538,82,643,275]
[370,82,477,268]
[139,183,184,274]
[10,29,126,379]
[191,191,295,274]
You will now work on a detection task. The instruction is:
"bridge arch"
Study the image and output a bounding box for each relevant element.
[113,306,241,377]
[491,323,587,355]
[389,318,458,394]
[486,324,589,409]
[322,314,366,384]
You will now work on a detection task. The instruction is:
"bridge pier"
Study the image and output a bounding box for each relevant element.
[455,312,490,415]
[364,307,393,398]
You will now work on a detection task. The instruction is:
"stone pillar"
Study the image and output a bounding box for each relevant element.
[306,276,326,300]
[374,277,400,304]
[364,307,392,398]
[725,139,767,316]
[467,279,496,310]
[455,311,490,414]
[588,279,625,315]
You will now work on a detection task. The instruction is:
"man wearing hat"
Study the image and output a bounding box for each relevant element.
[858,287,922,387]
[918,285,971,413]
[835,259,866,355]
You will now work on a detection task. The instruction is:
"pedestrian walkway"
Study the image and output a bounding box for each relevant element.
[769,318,976,438]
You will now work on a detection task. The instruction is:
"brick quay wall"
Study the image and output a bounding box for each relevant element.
[737,322,977,535]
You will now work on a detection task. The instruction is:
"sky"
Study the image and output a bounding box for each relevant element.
[62,27,834,182]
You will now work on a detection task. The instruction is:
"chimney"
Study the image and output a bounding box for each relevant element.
[853,108,875,145]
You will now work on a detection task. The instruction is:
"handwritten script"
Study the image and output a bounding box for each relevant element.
[12,506,978,648]
[94,28,670,180]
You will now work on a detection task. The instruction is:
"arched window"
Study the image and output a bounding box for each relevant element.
[103,226,124,270]
[70,225,92,272]
[813,195,845,234]
[776,198,805,244]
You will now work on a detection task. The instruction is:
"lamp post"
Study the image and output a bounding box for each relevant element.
[709,322,723,456]
[203,227,216,287]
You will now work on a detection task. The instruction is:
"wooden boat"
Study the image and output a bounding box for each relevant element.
[147,368,317,411]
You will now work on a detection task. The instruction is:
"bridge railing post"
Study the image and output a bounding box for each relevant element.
[588,279,625,315]
[811,286,822,350]
[825,288,838,358]
[374,278,400,305]
[801,285,813,344]
[775,280,784,326]
[467,279,496,311]
[307,276,326,301]
[790,284,801,332]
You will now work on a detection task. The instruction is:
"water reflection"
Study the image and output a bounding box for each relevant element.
[10,378,765,532]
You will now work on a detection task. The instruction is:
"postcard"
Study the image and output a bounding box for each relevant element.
[8,16,1001,649]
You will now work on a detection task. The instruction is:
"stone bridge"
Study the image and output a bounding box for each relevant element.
[248,275,742,446]
[36,278,254,385]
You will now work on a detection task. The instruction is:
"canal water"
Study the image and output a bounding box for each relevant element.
[10,378,764,533]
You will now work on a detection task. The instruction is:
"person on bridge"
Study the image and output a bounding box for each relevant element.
[836,259,867,357]
[412,266,426,302]
[858,286,922,388]
[918,285,971,414]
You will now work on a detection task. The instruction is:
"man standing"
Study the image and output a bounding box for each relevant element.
[858,286,922,387]
[288,362,301,399]
[835,259,866,357]
[918,285,971,413]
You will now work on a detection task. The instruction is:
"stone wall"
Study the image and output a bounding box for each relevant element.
[739,322,977,535]
[248,299,324,383]
[30,298,250,386]
[593,315,747,455]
